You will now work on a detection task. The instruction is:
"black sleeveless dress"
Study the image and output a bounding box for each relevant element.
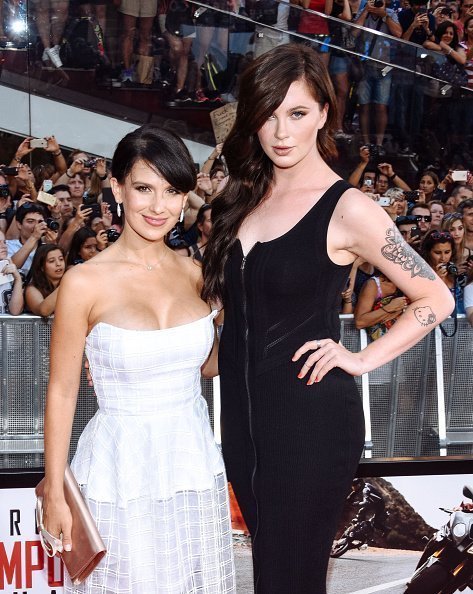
[219,180,365,594]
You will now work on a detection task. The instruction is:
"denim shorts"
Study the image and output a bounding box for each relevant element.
[357,66,392,105]
[329,54,349,75]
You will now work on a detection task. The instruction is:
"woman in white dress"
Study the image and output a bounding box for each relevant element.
[42,125,236,594]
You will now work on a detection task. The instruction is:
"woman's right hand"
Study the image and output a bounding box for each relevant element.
[436,262,449,281]
[43,494,73,553]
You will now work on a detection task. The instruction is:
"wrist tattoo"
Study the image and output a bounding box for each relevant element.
[414,306,436,326]
[381,226,436,280]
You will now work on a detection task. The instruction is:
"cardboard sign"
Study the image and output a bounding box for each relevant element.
[210,103,238,144]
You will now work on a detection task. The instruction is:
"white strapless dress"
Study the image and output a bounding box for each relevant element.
[65,311,236,594]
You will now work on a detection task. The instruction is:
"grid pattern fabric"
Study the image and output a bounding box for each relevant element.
[66,311,235,592]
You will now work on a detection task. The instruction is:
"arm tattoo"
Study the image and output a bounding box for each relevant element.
[414,306,437,326]
[381,226,436,280]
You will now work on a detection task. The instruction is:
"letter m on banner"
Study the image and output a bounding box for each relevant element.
[0,541,21,589]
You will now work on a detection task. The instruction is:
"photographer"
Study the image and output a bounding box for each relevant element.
[399,0,436,45]
[56,150,109,197]
[422,229,465,313]
[6,203,57,276]
[8,135,66,186]
[0,230,23,315]
[396,214,423,250]
[353,0,401,155]
[458,198,473,250]
[0,173,11,234]
[409,202,433,237]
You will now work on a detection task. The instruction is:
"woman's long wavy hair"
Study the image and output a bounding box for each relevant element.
[201,44,338,304]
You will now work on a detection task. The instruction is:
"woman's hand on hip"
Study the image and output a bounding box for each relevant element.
[292,339,364,384]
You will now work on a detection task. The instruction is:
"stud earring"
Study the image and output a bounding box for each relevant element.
[117,203,122,218]
[179,207,184,223]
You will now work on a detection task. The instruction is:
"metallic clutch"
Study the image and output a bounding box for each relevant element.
[36,465,107,586]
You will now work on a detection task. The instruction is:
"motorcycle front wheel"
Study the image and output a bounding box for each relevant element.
[330,539,350,558]
[405,562,450,594]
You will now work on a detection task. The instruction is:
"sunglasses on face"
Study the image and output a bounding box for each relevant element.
[415,215,432,222]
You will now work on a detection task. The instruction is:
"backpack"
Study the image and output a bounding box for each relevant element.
[60,17,105,69]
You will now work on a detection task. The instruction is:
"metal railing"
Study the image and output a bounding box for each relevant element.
[0,314,471,469]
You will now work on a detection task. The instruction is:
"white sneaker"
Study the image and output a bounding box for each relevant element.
[42,48,48,63]
[45,45,62,68]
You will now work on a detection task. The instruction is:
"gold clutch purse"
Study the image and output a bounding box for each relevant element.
[36,465,107,586]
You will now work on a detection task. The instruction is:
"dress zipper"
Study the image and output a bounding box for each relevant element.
[240,247,261,590]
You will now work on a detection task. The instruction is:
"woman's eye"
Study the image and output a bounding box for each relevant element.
[135,185,150,192]
[166,187,180,195]
[291,111,306,119]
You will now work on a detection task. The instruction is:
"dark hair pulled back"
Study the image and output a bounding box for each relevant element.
[111,125,196,194]
[202,44,338,304]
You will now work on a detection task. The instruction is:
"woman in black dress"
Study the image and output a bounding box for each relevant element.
[202,44,453,593]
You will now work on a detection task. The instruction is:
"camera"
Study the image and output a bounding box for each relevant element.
[364,178,373,187]
[46,217,60,231]
[446,261,458,276]
[373,0,384,7]
[83,158,97,168]
[106,228,120,243]
[0,184,10,198]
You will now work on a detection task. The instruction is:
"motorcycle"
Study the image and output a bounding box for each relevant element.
[330,516,376,558]
[405,485,473,594]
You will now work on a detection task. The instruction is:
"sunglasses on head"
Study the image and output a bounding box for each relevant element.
[443,212,463,220]
[430,230,453,240]
[415,215,432,222]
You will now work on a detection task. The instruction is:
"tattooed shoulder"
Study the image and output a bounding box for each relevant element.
[381,226,436,280]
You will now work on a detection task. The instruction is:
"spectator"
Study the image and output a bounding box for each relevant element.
[33,0,68,68]
[461,15,473,87]
[354,272,408,340]
[442,211,472,269]
[422,229,465,312]
[6,203,55,276]
[25,244,66,316]
[66,227,99,267]
[396,214,423,250]
[67,174,86,208]
[188,204,212,262]
[409,202,432,236]
[455,0,473,38]
[458,198,473,250]
[464,269,473,325]
[354,0,402,155]
[0,173,11,235]
[252,0,290,59]
[348,147,411,191]
[117,0,157,85]
[377,163,411,191]
[450,184,473,208]
[296,0,332,65]
[0,230,23,315]
[49,184,74,222]
[429,199,445,228]
[423,20,467,64]
[385,187,408,217]
[417,170,440,202]
[163,0,194,104]
[328,0,353,138]
[399,0,436,46]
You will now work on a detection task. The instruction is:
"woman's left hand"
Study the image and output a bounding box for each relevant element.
[292,339,364,384]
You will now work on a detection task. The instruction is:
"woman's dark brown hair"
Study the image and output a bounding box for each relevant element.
[202,44,338,304]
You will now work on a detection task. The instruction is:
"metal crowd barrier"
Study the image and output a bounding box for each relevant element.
[0,315,471,469]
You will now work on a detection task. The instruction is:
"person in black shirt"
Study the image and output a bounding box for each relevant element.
[399,0,436,45]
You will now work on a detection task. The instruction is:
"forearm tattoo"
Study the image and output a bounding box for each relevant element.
[414,306,437,326]
[381,226,436,280]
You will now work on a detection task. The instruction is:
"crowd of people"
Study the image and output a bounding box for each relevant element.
[0,130,472,328]
[1,0,473,148]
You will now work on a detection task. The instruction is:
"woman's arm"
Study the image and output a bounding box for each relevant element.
[294,190,454,383]
[42,268,92,552]
[25,285,60,317]
[439,41,467,64]
[340,0,352,20]
[1,261,23,314]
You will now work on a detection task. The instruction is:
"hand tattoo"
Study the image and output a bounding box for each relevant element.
[381,226,436,280]
[414,306,437,326]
